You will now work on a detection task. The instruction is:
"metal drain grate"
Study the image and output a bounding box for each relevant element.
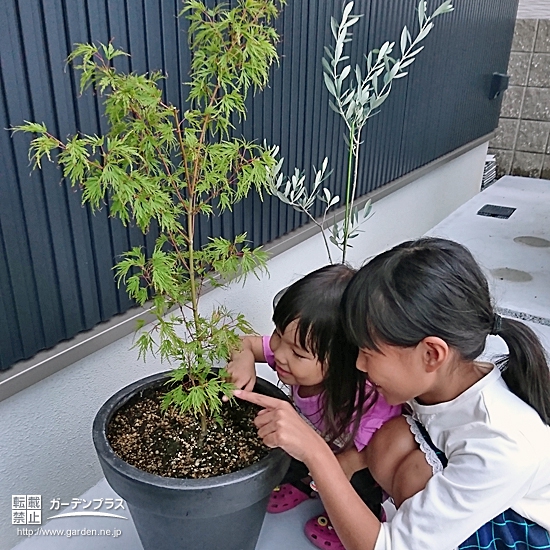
[476,204,516,219]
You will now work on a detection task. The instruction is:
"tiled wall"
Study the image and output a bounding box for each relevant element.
[489,19,550,179]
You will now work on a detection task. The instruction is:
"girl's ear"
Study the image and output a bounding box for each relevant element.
[418,336,450,373]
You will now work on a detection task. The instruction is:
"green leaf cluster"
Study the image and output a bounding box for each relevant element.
[13,0,285,438]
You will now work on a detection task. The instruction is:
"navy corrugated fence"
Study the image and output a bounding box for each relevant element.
[0,0,518,370]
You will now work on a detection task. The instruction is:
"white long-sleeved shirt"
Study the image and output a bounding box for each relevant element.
[374,366,550,550]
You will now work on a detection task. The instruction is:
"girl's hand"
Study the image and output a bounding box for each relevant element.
[226,350,257,392]
[237,390,381,550]
[234,389,328,463]
[226,336,265,393]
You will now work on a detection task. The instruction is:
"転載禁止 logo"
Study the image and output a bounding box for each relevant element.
[12,495,41,525]
[12,495,128,524]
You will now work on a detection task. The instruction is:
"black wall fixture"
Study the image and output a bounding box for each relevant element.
[489,73,511,99]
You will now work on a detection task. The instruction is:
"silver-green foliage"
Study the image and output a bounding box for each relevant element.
[13,0,285,440]
[271,0,453,263]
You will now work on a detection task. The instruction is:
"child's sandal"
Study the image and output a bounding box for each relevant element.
[304,514,345,550]
[266,483,311,513]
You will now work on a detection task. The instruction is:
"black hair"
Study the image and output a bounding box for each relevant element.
[341,237,550,425]
[274,264,356,365]
[273,263,377,448]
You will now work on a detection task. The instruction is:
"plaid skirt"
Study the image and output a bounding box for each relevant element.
[459,508,550,549]
[408,418,550,550]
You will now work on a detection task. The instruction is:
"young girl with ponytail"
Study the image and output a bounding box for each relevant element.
[236,238,550,550]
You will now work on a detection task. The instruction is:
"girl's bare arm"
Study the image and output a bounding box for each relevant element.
[235,390,381,550]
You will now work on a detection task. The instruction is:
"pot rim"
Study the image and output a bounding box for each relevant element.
[92,370,288,490]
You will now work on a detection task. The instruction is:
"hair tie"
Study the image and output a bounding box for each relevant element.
[490,314,502,335]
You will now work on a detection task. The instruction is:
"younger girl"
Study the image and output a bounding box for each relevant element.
[235,238,550,550]
[228,264,401,549]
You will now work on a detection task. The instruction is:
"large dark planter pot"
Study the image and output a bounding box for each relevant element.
[92,371,291,550]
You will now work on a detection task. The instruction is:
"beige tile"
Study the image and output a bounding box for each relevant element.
[491,119,519,150]
[500,86,524,118]
[488,148,514,177]
[511,151,544,178]
[535,19,550,52]
[512,19,538,52]
[516,120,550,152]
[528,53,550,87]
[508,52,531,86]
[522,87,550,120]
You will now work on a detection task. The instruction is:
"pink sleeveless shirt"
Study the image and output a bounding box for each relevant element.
[262,335,401,451]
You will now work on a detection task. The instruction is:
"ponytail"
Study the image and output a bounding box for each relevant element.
[496,317,550,425]
[341,237,550,426]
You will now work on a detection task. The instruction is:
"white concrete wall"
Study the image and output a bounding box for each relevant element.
[518,0,550,18]
[0,142,488,549]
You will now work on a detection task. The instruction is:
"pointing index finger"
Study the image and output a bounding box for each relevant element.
[233,389,285,409]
